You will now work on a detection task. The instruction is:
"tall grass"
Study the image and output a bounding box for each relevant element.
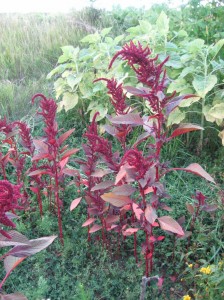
[0,9,111,119]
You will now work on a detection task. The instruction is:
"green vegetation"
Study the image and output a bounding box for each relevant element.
[0,1,224,299]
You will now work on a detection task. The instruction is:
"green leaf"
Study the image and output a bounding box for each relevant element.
[101,27,112,37]
[193,75,217,98]
[47,64,67,79]
[203,105,216,122]
[58,93,78,112]
[210,39,224,58]
[156,11,169,36]
[167,79,190,94]
[179,96,201,107]
[81,33,101,44]
[187,39,205,54]
[208,103,224,119]
[165,55,182,69]
[67,74,82,90]
[179,66,195,78]
[167,107,185,126]
[139,20,152,33]
[177,30,188,37]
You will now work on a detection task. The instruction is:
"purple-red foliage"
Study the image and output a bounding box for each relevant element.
[74,41,215,280]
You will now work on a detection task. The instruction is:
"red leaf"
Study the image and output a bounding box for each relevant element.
[157,236,165,241]
[157,277,164,288]
[91,169,112,178]
[101,192,132,207]
[145,205,157,224]
[104,125,118,137]
[186,203,195,214]
[58,129,75,146]
[165,95,197,116]
[61,148,79,160]
[110,113,143,125]
[171,163,215,183]
[89,224,102,233]
[29,187,39,194]
[59,157,69,170]
[202,204,218,212]
[124,86,150,96]
[123,228,139,236]
[33,139,48,153]
[82,218,95,227]
[0,231,29,248]
[91,180,114,191]
[4,256,26,277]
[112,184,136,196]
[62,168,79,177]
[160,203,173,212]
[170,275,177,282]
[0,293,28,300]
[6,236,57,257]
[158,216,184,236]
[104,215,120,224]
[70,197,82,211]
[170,124,203,139]
[31,153,51,162]
[28,170,52,177]
[144,187,154,194]
[115,165,127,184]
[149,236,157,242]
[132,203,143,221]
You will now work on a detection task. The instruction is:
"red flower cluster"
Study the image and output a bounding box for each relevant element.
[109,41,168,91]
[0,180,23,237]
[95,78,128,115]
[32,94,58,145]
[14,121,35,155]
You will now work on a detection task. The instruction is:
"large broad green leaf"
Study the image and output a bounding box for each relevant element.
[179,66,195,78]
[187,39,205,54]
[208,103,224,119]
[167,79,190,94]
[179,96,200,107]
[203,105,216,122]
[81,33,101,44]
[156,11,169,36]
[193,75,217,98]
[139,20,152,33]
[67,74,82,90]
[101,27,112,37]
[167,107,185,126]
[210,39,224,58]
[58,93,78,112]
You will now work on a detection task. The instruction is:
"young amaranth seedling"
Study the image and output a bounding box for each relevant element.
[71,41,215,279]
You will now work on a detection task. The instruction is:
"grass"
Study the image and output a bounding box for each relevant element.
[0,9,115,120]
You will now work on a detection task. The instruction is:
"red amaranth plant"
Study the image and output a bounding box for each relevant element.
[71,41,215,286]
[29,94,78,244]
